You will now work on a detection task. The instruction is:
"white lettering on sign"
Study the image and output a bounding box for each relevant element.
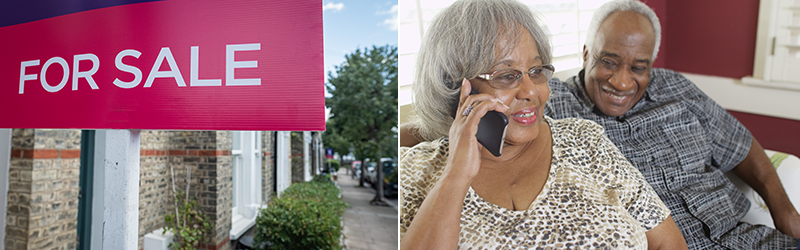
[41,57,70,93]
[72,53,100,91]
[144,47,186,88]
[114,49,143,89]
[226,43,260,86]
[19,60,40,94]
[17,43,261,94]
[190,46,221,86]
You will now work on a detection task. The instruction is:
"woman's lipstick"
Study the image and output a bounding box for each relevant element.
[510,107,537,125]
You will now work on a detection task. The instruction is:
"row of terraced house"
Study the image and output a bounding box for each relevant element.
[0,129,326,250]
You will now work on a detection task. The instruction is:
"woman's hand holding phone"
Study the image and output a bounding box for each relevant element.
[444,78,509,185]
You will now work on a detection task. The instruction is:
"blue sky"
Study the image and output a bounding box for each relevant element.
[323,0,398,83]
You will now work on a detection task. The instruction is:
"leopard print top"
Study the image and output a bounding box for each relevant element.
[399,117,669,249]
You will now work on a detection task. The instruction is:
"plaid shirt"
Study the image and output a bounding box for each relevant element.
[545,68,797,249]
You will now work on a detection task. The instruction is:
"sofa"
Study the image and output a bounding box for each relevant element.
[725,149,800,228]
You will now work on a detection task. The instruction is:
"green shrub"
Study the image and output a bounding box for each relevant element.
[313,173,332,184]
[325,159,341,173]
[163,191,214,250]
[254,179,348,250]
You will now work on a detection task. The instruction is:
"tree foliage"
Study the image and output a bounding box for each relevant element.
[322,118,351,161]
[325,45,397,192]
[325,45,397,163]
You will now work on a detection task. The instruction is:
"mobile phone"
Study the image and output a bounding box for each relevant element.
[449,89,509,157]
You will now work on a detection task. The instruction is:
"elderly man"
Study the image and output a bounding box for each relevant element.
[544,0,800,249]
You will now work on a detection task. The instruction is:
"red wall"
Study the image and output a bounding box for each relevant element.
[729,111,800,157]
[644,0,760,78]
[667,0,759,78]
[641,0,800,156]
[643,0,667,69]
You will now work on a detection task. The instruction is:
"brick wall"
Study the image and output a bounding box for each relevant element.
[166,131,232,250]
[137,131,171,248]
[135,130,234,250]
[5,129,273,250]
[261,132,275,205]
[6,129,81,250]
[210,131,232,250]
[6,129,33,250]
[290,132,304,183]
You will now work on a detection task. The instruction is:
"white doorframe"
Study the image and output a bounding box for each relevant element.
[276,131,291,195]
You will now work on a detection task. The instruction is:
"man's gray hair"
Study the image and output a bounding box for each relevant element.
[585,0,661,60]
[412,0,552,141]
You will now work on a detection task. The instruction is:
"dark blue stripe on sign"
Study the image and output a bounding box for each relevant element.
[0,0,162,27]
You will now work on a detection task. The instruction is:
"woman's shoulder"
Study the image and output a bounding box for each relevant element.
[399,138,449,182]
[400,138,448,160]
[547,116,606,139]
[547,116,624,178]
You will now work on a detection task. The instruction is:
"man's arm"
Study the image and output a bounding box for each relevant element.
[646,215,688,250]
[733,139,800,238]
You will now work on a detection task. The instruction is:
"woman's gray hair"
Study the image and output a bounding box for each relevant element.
[411,0,552,141]
[585,0,661,60]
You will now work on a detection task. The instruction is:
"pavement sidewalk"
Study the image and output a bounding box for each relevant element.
[336,168,398,250]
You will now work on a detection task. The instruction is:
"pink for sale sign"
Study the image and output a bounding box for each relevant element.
[0,0,324,131]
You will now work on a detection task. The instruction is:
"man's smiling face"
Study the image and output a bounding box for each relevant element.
[583,11,655,117]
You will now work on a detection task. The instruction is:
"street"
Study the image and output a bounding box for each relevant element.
[386,195,398,208]
[337,168,399,250]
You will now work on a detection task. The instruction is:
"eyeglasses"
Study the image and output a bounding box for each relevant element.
[476,64,555,90]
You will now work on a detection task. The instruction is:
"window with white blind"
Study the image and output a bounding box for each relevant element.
[398,0,612,111]
[230,131,262,240]
[744,0,800,91]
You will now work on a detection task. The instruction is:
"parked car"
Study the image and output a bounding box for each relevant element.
[365,162,377,184]
[382,159,398,197]
[365,158,397,195]
[351,161,361,179]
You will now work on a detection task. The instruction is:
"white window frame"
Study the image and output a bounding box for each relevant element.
[743,0,800,91]
[230,131,262,240]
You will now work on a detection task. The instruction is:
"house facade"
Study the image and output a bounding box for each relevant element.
[1,129,324,250]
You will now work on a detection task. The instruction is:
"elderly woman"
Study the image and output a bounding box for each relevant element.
[399,0,687,249]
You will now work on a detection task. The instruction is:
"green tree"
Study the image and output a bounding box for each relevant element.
[325,45,397,204]
[322,118,351,163]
